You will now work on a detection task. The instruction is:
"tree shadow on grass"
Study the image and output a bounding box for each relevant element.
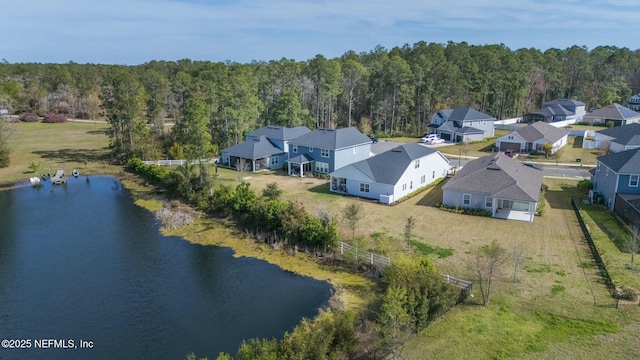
[415,179,446,207]
[86,129,107,135]
[32,148,111,164]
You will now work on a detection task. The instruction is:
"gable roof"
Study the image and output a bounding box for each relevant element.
[596,123,640,146]
[512,121,569,143]
[542,98,586,108]
[247,125,311,140]
[290,127,371,149]
[330,143,448,185]
[597,148,640,174]
[531,104,574,117]
[443,153,543,202]
[444,107,496,122]
[585,103,640,120]
[222,135,284,159]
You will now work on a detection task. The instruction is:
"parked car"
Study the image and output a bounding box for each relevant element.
[420,134,440,143]
[426,138,445,145]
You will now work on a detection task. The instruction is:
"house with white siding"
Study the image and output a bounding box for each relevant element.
[594,123,640,153]
[495,121,569,154]
[328,143,449,204]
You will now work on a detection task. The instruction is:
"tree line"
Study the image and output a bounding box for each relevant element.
[1,42,639,163]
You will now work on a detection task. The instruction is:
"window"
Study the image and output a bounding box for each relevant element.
[630,175,639,187]
[309,147,314,152]
[482,120,487,126]
[596,163,600,172]
[421,175,426,184]
[402,183,407,191]
[292,145,298,153]
[353,146,357,154]
[463,194,471,205]
[410,181,413,190]
[321,148,330,158]
[432,170,435,178]
[415,159,420,169]
[315,162,329,173]
[485,196,492,208]
[270,157,279,165]
[359,183,370,193]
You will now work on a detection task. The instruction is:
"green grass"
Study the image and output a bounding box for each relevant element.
[409,240,454,258]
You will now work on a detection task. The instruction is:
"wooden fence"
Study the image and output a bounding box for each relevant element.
[338,241,472,291]
[571,198,617,296]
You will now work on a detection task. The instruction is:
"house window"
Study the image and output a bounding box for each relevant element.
[596,163,600,172]
[353,146,357,154]
[482,120,487,126]
[630,175,639,187]
[270,157,279,165]
[321,148,330,158]
[309,147,314,152]
[292,145,298,153]
[402,183,407,191]
[415,159,420,169]
[463,194,471,206]
[315,162,329,173]
[485,196,492,208]
[359,183,370,193]
[432,170,435,179]
[410,181,413,189]
[421,175,426,184]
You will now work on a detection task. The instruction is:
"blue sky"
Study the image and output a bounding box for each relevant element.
[2,0,639,65]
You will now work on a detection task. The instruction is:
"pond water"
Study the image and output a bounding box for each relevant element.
[0,176,331,359]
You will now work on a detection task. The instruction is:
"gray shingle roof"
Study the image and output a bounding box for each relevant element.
[596,123,640,145]
[222,135,284,159]
[443,153,543,202]
[532,104,574,117]
[289,127,371,149]
[585,103,640,121]
[542,98,586,108]
[512,121,569,143]
[597,148,640,173]
[332,143,447,185]
[445,107,496,121]
[247,125,311,140]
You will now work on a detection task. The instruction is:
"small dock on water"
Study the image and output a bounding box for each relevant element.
[51,169,66,184]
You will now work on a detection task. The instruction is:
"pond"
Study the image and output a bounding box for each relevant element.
[0,176,331,359]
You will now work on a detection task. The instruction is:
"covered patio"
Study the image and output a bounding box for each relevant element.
[286,154,313,177]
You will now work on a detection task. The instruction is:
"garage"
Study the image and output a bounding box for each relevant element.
[499,141,521,152]
[439,132,451,141]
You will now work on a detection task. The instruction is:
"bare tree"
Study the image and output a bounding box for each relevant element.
[623,235,640,270]
[511,244,526,282]
[599,140,610,156]
[235,158,250,181]
[475,240,507,306]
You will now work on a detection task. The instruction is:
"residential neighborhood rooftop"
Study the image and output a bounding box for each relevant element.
[443,153,543,202]
[289,127,372,150]
[597,123,640,146]
[222,135,283,159]
[512,121,569,143]
[596,147,640,173]
[587,103,640,120]
[246,125,311,140]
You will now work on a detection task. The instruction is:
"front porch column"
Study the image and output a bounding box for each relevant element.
[300,164,304,177]
[287,162,292,176]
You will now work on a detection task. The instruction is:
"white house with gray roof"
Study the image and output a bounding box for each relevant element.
[328,143,450,204]
[594,123,640,153]
[442,153,543,222]
[429,107,495,142]
[591,148,640,210]
[286,127,372,177]
[523,98,586,124]
[220,125,310,172]
[583,103,640,127]
[495,121,569,154]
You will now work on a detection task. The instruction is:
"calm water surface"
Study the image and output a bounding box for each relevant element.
[0,176,331,359]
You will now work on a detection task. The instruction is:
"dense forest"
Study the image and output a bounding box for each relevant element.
[1,41,639,162]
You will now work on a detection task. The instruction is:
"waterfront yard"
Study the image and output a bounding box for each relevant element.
[2,121,640,359]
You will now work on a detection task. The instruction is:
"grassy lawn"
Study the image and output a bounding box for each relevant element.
[0,121,121,186]
[3,122,640,359]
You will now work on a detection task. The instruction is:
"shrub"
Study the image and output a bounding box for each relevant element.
[43,113,68,123]
[437,202,492,217]
[19,113,39,122]
[617,288,638,301]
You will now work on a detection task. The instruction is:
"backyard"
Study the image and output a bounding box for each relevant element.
[2,121,640,359]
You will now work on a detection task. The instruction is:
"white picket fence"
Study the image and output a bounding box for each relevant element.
[338,241,472,291]
[142,158,219,166]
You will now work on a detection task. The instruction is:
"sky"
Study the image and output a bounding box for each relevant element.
[2,0,640,65]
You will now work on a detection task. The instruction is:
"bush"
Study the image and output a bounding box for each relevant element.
[19,113,39,122]
[43,113,68,123]
[438,202,492,217]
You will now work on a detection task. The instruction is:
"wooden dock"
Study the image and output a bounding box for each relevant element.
[51,169,66,184]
